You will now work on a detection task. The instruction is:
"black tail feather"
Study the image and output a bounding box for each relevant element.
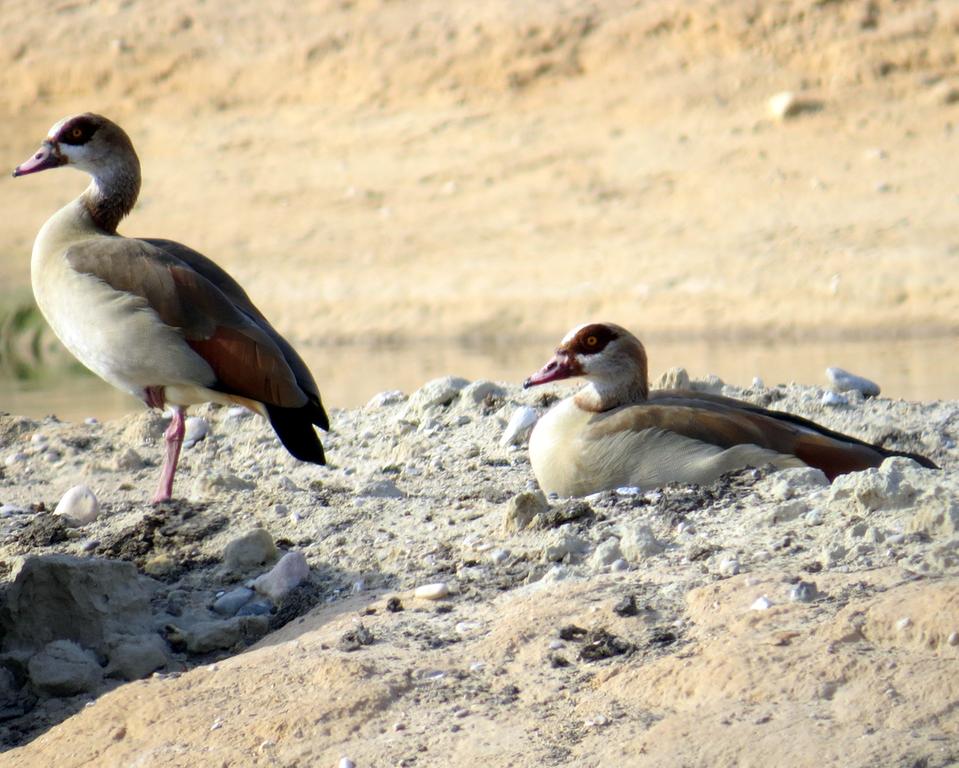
[266,400,328,465]
[882,447,938,470]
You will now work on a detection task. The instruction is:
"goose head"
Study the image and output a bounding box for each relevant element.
[523,322,649,411]
[14,113,136,177]
[14,113,141,232]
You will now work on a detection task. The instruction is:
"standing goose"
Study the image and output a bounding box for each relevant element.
[13,113,329,503]
[523,322,936,497]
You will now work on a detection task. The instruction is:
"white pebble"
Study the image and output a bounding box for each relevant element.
[500,406,538,446]
[805,509,824,526]
[30,433,48,446]
[414,582,450,600]
[225,406,251,421]
[610,559,629,572]
[768,91,800,119]
[366,389,407,408]
[469,662,485,672]
[896,617,912,631]
[751,376,764,390]
[489,548,510,565]
[183,416,209,449]
[826,367,880,397]
[454,621,480,634]
[339,759,356,768]
[948,632,959,646]
[750,595,773,611]
[84,417,99,425]
[54,484,100,527]
[821,390,849,408]
[5,452,28,466]
[252,551,309,600]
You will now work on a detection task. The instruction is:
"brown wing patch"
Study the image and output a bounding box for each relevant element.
[566,323,619,356]
[187,326,307,409]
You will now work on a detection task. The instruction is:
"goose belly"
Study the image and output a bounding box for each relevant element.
[32,254,214,400]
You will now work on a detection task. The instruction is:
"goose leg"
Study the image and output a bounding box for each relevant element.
[152,406,185,504]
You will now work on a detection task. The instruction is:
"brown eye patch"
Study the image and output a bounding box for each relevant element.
[568,323,618,355]
[57,116,98,146]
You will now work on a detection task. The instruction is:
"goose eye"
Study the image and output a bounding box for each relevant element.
[586,335,598,347]
[71,127,83,139]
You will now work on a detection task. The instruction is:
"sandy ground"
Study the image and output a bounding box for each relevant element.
[1,0,959,765]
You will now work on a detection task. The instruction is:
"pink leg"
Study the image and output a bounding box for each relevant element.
[152,406,185,504]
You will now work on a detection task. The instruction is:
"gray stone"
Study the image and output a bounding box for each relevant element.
[503,490,550,532]
[543,534,589,562]
[105,634,170,680]
[590,537,623,568]
[653,367,690,391]
[28,640,102,696]
[183,416,210,449]
[826,367,880,397]
[223,529,277,574]
[459,380,507,407]
[170,616,271,654]
[402,376,469,419]
[253,551,310,600]
[213,587,255,616]
[0,555,152,654]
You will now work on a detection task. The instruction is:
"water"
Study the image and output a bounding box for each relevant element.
[1,336,955,423]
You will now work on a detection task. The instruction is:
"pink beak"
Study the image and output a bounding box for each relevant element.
[523,351,576,388]
[12,142,65,177]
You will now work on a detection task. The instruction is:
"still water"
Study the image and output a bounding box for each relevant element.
[1,336,956,423]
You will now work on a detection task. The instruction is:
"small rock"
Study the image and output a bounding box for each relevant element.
[503,490,549,532]
[403,376,469,418]
[169,615,270,653]
[213,587,255,616]
[236,601,273,617]
[591,537,623,568]
[339,759,356,768]
[767,90,804,119]
[805,509,824,526]
[751,376,764,390]
[653,366,690,390]
[223,529,277,574]
[500,406,538,446]
[338,623,374,652]
[414,582,450,601]
[612,595,638,617]
[543,534,589,562]
[183,416,209,449]
[719,558,740,577]
[28,640,102,696]
[789,581,819,603]
[105,634,170,680]
[821,390,849,408]
[489,548,510,565]
[750,595,773,611]
[618,523,665,561]
[366,389,407,408]
[826,367,880,397]
[460,380,506,406]
[610,559,629,572]
[54,485,100,527]
[5,452,28,466]
[896,617,912,631]
[948,632,959,647]
[252,552,309,601]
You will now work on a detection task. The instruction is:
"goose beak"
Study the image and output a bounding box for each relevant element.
[524,351,577,388]
[13,142,65,177]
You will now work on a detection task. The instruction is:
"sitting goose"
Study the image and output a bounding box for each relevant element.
[13,113,329,503]
[523,322,936,497]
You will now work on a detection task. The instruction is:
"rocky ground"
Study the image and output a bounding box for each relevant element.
[0,372,957,766]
